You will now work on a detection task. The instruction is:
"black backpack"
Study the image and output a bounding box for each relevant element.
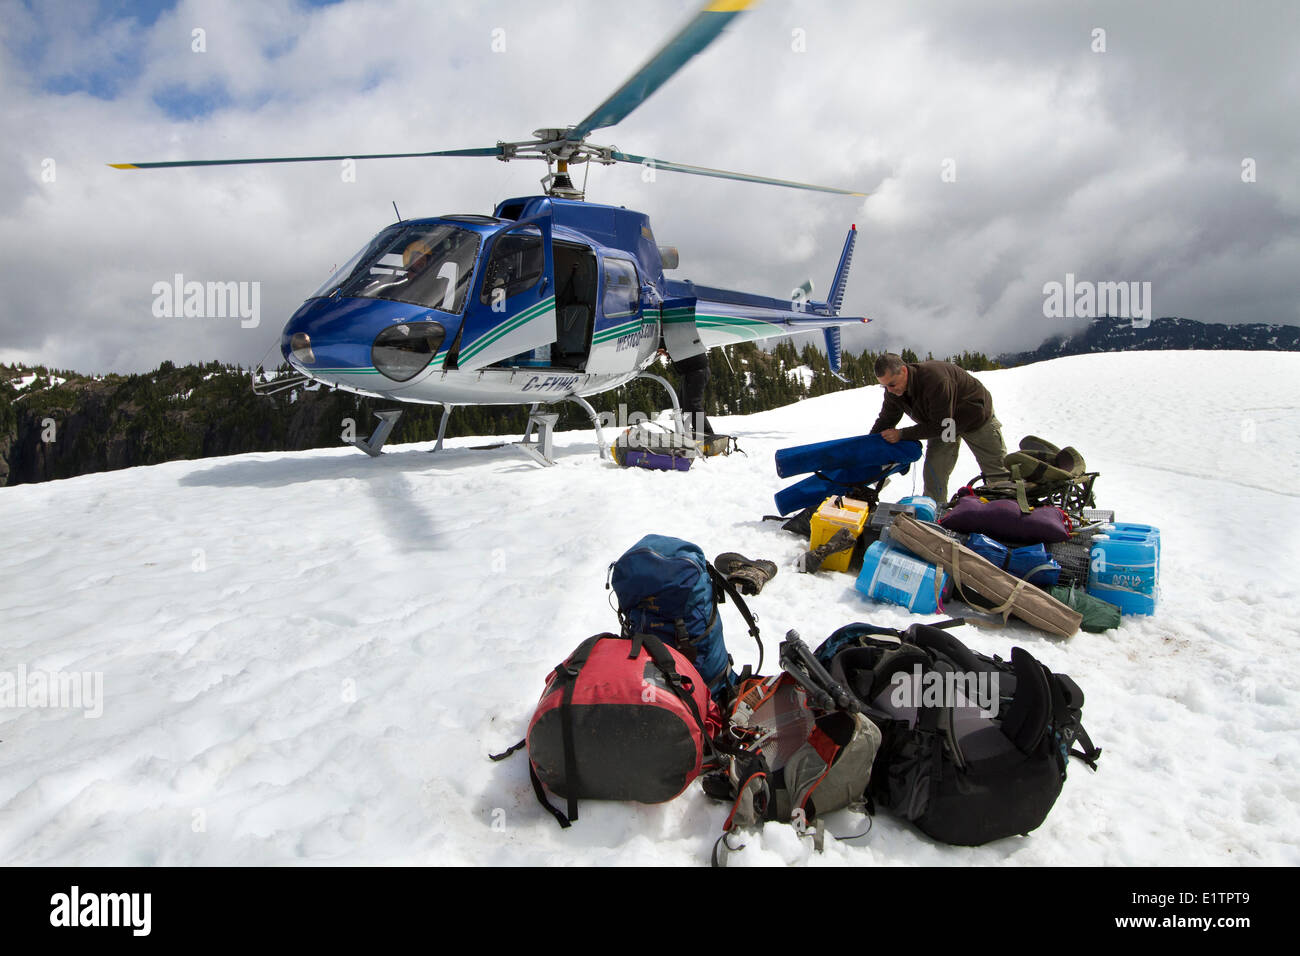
[818,622,1101,846]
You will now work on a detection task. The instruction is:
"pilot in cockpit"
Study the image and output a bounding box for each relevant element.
[402,238,435,279]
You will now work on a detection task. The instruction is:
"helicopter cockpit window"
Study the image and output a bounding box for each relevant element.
[312,223,481,314]
[602,258,640,319]
[479,227,545,305]
[310,223,404,300]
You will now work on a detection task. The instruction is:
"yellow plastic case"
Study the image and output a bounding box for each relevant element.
[809,495,872,572]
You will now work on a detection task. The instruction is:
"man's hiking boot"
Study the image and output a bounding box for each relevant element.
[714,552,778,596]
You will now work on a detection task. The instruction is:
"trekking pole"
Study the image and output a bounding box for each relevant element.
[778,630,860,713]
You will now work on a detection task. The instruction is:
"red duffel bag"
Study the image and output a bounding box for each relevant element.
[515,632,723,828]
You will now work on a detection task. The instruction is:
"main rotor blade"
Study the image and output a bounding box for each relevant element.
[568,0,753,142]
[609,150,865,196]
[109,146,503,170]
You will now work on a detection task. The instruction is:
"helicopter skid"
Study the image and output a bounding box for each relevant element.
[514,408,560,467]
[350,409,404,457]
[510,395,611,467]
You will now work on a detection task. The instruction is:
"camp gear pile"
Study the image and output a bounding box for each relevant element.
[610,423,743,472]
[491,527,1106,862]
[770,430,1157,625]
[487,428,1156,861]
[611,422,697,472]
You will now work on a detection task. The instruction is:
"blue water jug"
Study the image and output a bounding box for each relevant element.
[1105,523,1161,573]
[1088,533,1159,615]
[856,541,948,614]
[898,495,938,523]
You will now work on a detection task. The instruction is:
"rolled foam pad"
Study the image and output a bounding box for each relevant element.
[774,434,922,479]
[773,460,915,516]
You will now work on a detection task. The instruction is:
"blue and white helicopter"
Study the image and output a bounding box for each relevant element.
[113,1,871,462]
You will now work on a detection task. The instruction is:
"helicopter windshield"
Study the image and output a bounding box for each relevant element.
[311,223,481,314]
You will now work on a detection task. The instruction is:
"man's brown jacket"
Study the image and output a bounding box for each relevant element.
[870,361,994,442]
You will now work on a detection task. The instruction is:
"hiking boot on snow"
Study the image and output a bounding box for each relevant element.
[714,552,778,596]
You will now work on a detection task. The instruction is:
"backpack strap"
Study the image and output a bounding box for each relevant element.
[1049,671,1103,772]
[539,634,609,827]
[634,631,718,754]
[708,564,765,673]
[1009,470,1032,514]
[913,687,960,770]
[1010,456,1051,484]
[488,738,526,761]
[1070,724,1103,770]
[864,645,932,703]
[529,762,573,829]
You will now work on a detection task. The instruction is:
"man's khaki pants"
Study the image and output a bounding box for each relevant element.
[922,415,1009,504]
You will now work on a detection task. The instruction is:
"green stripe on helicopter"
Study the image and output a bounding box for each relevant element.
[591,317,649,344]
[693,312,784,339]
[458,296,556,363]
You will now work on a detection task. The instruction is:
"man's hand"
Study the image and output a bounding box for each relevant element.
[880,428,901,443]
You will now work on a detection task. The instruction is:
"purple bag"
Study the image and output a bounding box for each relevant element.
[939,497,1071,543]
[624,450,692,472]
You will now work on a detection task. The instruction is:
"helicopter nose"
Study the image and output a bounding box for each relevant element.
[281,296,458,384]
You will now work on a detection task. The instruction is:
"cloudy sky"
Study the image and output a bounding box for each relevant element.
[2,0,1298,374]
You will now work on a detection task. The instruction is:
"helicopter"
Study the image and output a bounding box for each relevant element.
[111,0,872,463]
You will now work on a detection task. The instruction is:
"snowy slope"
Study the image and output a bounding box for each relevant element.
[1,351,1298,866]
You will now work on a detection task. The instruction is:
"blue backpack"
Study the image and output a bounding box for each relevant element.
[608,535,763,700]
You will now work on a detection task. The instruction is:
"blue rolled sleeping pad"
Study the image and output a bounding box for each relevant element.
[773,434,923,515]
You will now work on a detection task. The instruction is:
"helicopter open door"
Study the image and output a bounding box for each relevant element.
[454,215,557,371]
[551,241,598,370]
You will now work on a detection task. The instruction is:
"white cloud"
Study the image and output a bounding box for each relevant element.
[1,0,1297,374]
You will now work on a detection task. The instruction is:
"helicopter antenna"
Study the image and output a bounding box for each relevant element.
[392,201,403,222]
